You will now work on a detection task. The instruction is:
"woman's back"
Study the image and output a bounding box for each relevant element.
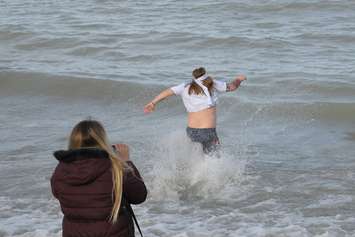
[51,120,147,237]
[52,149,113,222]
[51,148,147,237]
[170,79,227,114]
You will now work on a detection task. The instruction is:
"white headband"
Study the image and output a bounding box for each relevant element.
[195,74,209,81]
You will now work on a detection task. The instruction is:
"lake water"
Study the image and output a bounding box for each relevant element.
[1,0,355,236]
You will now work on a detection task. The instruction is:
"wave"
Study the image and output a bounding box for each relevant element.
[220,100,355,123]
[267,77,355,100]
[0,70,161,102]
[67,45,117,57]
[197,36,291,49]
[14,37,85,51]
[294,33,355,44]
[219,1,354,13]
[0,29,35,42]
[1,70,355,123]
[2,70,355,100]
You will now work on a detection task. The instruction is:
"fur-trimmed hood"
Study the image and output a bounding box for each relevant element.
[53,147,109,162]
[53,148,111,186]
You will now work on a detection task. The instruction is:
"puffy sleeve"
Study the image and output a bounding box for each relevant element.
[123,161,147,205]
[170,83,187,95]
[50,166,59,198]
[213,79,227,92]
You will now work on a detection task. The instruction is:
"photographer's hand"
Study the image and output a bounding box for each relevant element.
[113,143,130,161]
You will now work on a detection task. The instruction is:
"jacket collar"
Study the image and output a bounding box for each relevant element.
[53,148,109,162]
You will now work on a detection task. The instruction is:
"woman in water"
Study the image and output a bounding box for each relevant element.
[144,67,246,153]
[51,120,147,237]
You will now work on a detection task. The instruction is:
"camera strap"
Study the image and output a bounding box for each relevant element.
[123,197,144,237]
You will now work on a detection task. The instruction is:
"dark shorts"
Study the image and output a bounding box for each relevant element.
[186,127,220,154]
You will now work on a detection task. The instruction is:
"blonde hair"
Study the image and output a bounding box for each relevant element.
[68,120,124,223]
[189,67,214,95]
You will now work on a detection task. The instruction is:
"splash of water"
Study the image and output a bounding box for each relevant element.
[148,130,246,201]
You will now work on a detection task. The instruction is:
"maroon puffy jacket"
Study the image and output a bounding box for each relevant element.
[51,148,147,237]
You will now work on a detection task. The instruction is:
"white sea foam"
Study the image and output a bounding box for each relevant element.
[148,130,247,201]
[0,197,61,237]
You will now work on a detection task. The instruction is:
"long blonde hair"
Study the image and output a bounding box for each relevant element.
[189,67,214,95]
[68,120,124,223]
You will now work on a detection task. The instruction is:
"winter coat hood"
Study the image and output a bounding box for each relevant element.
[53,148,111,186]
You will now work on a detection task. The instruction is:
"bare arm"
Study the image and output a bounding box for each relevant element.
[226,75,247,92]
[144,88,175,113]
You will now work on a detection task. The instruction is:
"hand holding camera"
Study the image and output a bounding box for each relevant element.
[112,143,130,161]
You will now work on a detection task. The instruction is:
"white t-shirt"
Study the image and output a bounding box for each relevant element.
[170,80,227,112]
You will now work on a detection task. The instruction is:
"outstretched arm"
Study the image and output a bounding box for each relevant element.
[226,75,247,92]
[144,88,175,114]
